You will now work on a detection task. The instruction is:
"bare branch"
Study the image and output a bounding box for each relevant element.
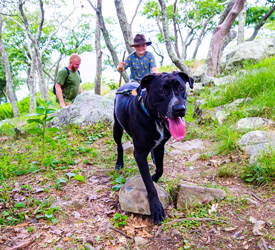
[130,0,143,26]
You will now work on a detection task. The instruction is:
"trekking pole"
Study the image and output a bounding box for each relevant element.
[119,50,126,87]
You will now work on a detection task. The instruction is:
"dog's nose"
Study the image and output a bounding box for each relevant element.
[173,104,186,116]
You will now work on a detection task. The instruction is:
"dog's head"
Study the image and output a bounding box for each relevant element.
[138,71,194,140]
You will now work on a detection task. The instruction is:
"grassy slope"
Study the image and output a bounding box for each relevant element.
[0,57,274,249]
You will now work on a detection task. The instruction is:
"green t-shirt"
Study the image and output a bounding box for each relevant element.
[56,68,81,103]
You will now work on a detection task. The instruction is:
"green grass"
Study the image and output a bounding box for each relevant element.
[193,57,275,156]
[242,146,275,186]
[204,57,275,120]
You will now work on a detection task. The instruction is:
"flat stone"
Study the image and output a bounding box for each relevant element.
[176,183,226,209]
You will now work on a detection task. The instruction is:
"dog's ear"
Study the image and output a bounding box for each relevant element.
[139,74,156,93]
[176,72,194,89]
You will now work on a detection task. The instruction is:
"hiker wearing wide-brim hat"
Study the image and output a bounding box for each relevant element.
[117,34,158,83]
[130,34,152,47]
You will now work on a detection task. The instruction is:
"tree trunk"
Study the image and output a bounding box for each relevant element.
[54,53,63,84]
[173,0,180,58]
[27,56,37,111]
[192,18,211,59]
[158,0,191,75]
[114,0,134,55]
[247,4,275,41]
[218,0,236,25]
[34,43,49,101]
[207,0,245,77]
[18,0,49,102]
[94,9,102,95]
[181,30,194,60]
[2,87,8,103]
[0,4,20,117]
[237,1,247,44]
[95,0,129,83]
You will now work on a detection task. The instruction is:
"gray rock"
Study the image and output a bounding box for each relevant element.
[123,141,134,154]
[193,99,206,118]
[238,130,275,164]
[189,153,201,162]
[193,64,207,82]
[235,117,274,131]
[119,175,170,215]
[72,200,84,210]
[51,91,114,126]
[220,38,275,73]
[170,139,205,151]
[134,236,148,246]
[167,149,184,159]
[176,183,226,209]
[195,98,252,125]
[201,74,237,87]
[50,200,73,209]
[201,74,215,86]
[213,75,236,86]
[0,119,13,128]
[171,229,183,239]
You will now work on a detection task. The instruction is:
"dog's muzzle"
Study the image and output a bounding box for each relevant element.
[172,104,186,117]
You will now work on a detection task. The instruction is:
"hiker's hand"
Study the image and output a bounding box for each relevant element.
[59,102,65,108]
[117,62,125,73]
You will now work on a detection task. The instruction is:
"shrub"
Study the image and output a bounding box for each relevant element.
[242,146,275,186]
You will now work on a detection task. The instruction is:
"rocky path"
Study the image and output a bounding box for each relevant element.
[1,137,275,250]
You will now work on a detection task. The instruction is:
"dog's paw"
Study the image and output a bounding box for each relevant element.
[115,163,123,170]
[151,173,159,183]
[150,200,165,224]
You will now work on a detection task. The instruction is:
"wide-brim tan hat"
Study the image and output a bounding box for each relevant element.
[130,34,152,47]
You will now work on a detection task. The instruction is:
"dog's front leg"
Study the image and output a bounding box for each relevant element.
[134,149,165,224]
[151,144,165,183]
[113,116,124,170]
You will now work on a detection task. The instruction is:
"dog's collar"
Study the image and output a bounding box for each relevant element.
[116,89,152,119]
[138,91,152,119]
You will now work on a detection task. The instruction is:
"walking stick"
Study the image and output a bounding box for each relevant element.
[119,50,126,87]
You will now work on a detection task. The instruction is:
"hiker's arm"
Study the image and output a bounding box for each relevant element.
[55,83,65,108]
[79,85,83,94]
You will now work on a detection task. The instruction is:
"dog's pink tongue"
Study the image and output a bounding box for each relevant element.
[168,117,186,141]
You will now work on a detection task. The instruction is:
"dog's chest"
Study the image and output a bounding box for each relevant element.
[153,120,168,148]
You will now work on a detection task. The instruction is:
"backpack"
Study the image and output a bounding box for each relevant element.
[53,67,80,95]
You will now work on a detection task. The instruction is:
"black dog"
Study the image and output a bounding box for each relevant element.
[113,72,194,224]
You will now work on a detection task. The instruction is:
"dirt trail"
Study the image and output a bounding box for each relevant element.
[1,137,274,250]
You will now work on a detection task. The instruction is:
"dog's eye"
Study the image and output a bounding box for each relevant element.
[159,84,169,95]
[179,87,185,91]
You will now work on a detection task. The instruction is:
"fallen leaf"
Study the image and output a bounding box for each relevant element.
[223,227,236,232]
[249,216,257,223]
[136,228,153,238]
[208,203,218,215]
[252,220,265,236]
[124,225,135,235]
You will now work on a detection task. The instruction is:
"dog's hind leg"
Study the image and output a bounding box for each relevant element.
[150,150,156,165]
[113,116,124,170]
[151,144,165,183]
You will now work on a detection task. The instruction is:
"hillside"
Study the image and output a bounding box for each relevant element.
[0,57,275,250]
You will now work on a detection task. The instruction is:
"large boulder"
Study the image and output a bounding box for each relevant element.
[51,91,114,126]
[220,38,275,74]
